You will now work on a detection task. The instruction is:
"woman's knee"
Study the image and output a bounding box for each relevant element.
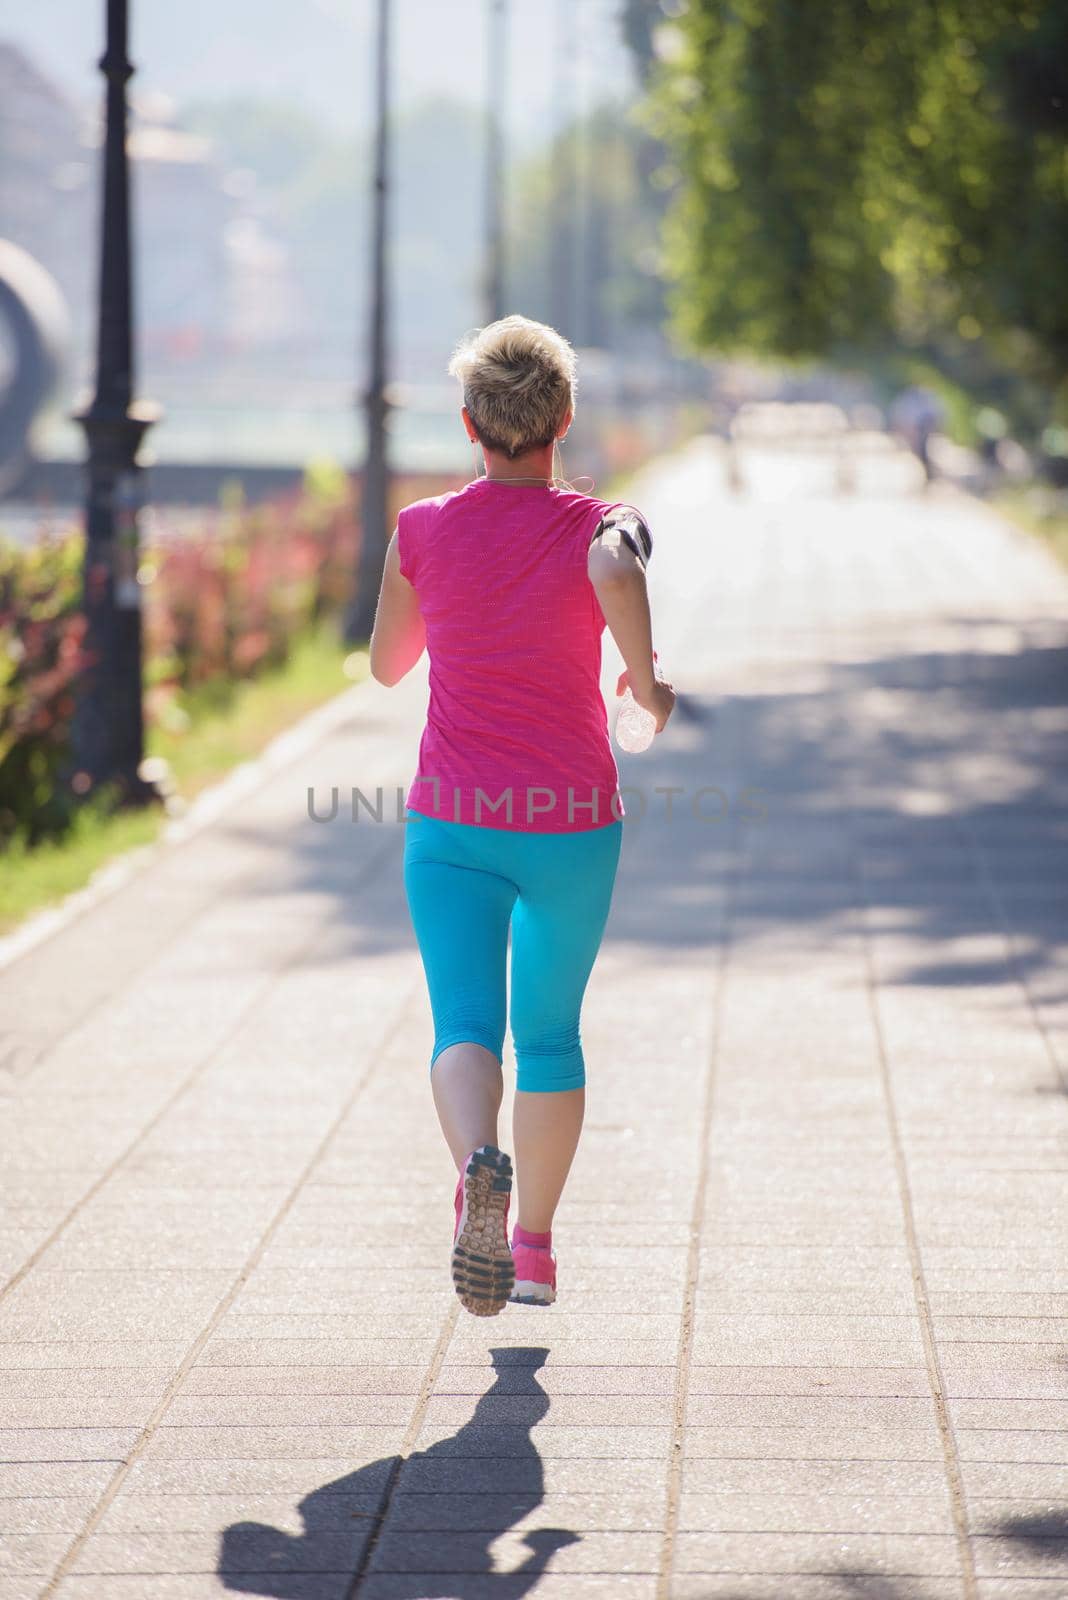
[512,1021,585,1093]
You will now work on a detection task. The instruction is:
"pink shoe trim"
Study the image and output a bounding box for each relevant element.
[509,1240,557,1305]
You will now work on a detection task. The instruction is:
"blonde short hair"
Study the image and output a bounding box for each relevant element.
[447,313,576,461]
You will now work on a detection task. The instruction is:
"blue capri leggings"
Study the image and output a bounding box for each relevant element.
[402,808,623,1093]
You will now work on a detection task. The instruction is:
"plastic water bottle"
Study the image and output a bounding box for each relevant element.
[615,654,665,754]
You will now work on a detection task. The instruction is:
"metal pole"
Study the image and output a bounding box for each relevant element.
[482,0,507,324]
[549,0,574,338]
[573,0,589,347]
[71,0,162,807]
[346,0,392,642]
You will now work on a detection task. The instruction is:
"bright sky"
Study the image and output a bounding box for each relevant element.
[2,0,637,153]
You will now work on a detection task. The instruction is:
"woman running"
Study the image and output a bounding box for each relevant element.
[368,314,675,1317]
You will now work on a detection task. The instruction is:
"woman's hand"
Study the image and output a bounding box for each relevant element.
[616,668,677,733]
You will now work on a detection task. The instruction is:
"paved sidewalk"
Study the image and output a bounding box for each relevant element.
[1,437,1067,1600]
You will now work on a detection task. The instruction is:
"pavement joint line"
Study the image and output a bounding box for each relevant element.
[344,1304,461,1598]
[0,674,377,977]
[848,801,979,1600]
[37,958,425,1599]
[656,738,741,1600]
[0,825,401,1311]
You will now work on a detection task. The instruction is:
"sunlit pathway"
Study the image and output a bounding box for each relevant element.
[1,435,1066,1599]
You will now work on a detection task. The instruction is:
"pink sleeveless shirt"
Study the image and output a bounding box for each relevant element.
[397,477,632,832]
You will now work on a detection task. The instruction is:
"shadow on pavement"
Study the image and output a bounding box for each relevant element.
[218,1346,577,1598]
[231,622,1068,989]
[983,1504,1068,1574]
[688,1582,966,1600]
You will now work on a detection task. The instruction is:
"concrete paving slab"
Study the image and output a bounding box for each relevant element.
[684,1395,937,1429]
[196,1338,444,1368]
[0,1368,176,1400]
[52,1579,351,1600]
[410,1422,673,1458]
[179,1364,429,1397]
[685,1367,933,1397]
[976,1584,1068,1600]
[118,1456,395,1498]
[162,1394,417,1428]
[214,1313,455,1340]
[422,1394,677,1428]
[398,1456,668,1497]
[673,1531,963,1575]
[0,1399,156,1429]
[688,1340,928,1368]
[0,1429,139,1463]
[968,1502,1068,1540]
[140,1425,407,1461]
[676,1492,954,1534]
[383,1491,666,1532]
[0,1342,187,1371]
[671,1581,965,1599]
[357,1580,658,1600]
[959,1464,1068,1500]
[0,1501,104,1537]
[954,1431,1068,1463]
[67,1528,372,1575]
[430,1364,679,1396]
[690,1290,923,1319]
[0,1537,75,1576]
[681,1426,944,1461]
[99,1491,378,1543]
[0,1465,118,1500]
[970,1535,1068,1578]
[0,1581,52,1600]
[368,1527,661,1574]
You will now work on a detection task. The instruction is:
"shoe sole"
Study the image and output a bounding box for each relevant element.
[452,1145,515,1318]
[509,1280,556,1306]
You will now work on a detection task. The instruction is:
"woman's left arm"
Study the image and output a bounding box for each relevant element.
[369,528,426,686]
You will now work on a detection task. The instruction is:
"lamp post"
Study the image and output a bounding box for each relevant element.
[71,0,162,807]
[482,0,507,324]
[345,0,392,643]
[549,0,575,339]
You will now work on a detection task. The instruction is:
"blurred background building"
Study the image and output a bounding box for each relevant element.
[0,0,711,495]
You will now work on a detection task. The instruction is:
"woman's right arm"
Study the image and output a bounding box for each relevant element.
[369,528,426,686]
[588,520,676,732]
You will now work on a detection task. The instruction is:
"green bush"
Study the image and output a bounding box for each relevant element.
[3,471,452,851]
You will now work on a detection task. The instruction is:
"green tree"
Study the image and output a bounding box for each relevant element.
[641,0,1068,417]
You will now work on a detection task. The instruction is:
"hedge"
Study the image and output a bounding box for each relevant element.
[2,471,450,849]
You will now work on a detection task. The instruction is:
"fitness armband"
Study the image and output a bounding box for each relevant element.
[592,506,653,566]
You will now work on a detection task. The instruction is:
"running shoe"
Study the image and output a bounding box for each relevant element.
[451,1144,514,1317]
[509,1235,557,1305]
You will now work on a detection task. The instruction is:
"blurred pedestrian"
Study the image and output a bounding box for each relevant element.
[890,384,944,483]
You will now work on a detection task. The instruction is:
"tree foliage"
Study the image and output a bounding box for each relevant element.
[642,0,1068,408]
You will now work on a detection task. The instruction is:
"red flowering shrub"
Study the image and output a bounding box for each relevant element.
[3,470,458,848]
